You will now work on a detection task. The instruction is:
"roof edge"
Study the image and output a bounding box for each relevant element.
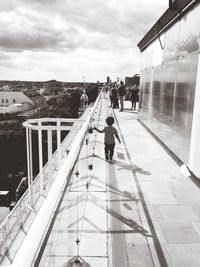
[137,0,197,52]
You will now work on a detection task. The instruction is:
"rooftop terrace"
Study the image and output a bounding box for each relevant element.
[1,92,200,267]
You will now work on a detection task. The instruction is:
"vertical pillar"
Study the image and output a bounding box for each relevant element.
[48,128,53,185]
[28,128,33,206]
[38,121,44,195]
[26,127,32,205]
[57,120,61,166]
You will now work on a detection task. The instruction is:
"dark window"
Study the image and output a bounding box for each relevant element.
[13,99,16,103]
[1,99,4,103]
[6,99,8,103]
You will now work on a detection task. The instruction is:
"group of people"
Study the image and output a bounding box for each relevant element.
[104,81,139,111]
[93,81,140,164]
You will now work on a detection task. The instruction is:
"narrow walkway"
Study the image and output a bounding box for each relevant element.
[114,100,200,267]
[38,95,200,267]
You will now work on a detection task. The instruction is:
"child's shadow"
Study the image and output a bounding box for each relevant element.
[114,160,151,175]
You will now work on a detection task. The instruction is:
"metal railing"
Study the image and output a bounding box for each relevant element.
[0,92,102,266]
[0,119,81,264]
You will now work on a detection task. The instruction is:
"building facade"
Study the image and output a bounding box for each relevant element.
[0,91,47,115]
[0,92,33,108]
[138,0,200,178]
[125,74,140,87]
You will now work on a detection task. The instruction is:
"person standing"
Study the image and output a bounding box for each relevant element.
[111,84,118,109]
[130,84,139,110]
[118,81,126,111]
[115,84,119,108]
[109,86,113,107]
[94,116,121,163]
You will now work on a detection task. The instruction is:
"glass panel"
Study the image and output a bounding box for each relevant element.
[163,22,180,63]
[172,54,199,137]
[152,66,162,118]
[139,3,200,165]
[160,61,176,126]
[178,4,200,56]
[139,70,145,111]
[142,68,152,114]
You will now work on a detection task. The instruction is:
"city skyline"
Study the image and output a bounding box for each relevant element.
[0,0,168,82]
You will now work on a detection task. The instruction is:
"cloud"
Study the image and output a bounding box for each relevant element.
[0,0,168,81]
[0,0,167,52]
[0,8,82,52]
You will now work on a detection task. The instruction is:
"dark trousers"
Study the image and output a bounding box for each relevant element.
[110,96,113,107]
[131,99,137,109]
[104,143,115,160]
[112,97,119,108]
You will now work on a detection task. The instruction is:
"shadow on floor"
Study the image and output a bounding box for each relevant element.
[114,159,151,175]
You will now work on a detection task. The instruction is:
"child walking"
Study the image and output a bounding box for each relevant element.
[94,116,121,163]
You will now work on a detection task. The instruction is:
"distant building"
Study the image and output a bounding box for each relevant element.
[125,74,140,87]
[106,76,110,84]
[125,77,134,87]
[24,90,47,108]
[0,91,47,114]
[0,91,33,108]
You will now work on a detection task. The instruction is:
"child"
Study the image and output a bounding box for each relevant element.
[94,116,121,162]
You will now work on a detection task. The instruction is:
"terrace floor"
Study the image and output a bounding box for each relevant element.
[31,94,200,267]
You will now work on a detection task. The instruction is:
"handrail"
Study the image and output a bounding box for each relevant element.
[0,118,81,265]
[23,117,85,128]
[1,91,102,267]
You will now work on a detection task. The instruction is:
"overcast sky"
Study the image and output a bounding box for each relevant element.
[0,0,168,82]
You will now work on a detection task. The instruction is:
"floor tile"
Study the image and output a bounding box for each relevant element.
[160,222,200,244]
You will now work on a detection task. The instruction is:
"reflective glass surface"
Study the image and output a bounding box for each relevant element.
[178,4,200,56]
[140,69,152,116]
[139,3,200,164]
[172,55,198,136]
[160,61,176,125]
[163,22,180,63]
[152,66,162,117]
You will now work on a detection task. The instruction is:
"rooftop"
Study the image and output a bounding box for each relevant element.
[1,93,200,266]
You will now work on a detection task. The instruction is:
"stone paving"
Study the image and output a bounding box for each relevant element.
[38,96,200,267]
[115,100,200,267]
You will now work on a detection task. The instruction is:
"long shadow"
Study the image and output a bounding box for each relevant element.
[106,164,151,238]
[70,156,142,202]
[114,159,151,175]
[57,193,150,237]
[70,177,140,202]
[78,153,95,161]
[94,200,151,237]
[92,154,151,176]
[114,114,169,267]
[57,192,86,214]
[106,206,151,236]
[88,140,104,145]
[98,179,140,202]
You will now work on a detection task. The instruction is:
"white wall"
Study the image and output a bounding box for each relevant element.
[0,92,33,107]
[189,54,200,178]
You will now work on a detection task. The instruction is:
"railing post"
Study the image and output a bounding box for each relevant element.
[2,92,103,267]
[28,128,33,206]
[26,128,33,206]
[57,120,61,166]
[3,225,8,257]
[38,121,44,195]
[47,128,53,185]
